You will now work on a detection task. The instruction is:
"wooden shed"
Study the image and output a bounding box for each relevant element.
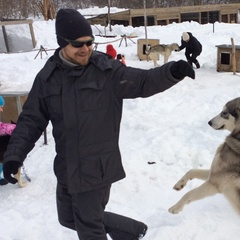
[216,44,240,72]
[87,3,240,27]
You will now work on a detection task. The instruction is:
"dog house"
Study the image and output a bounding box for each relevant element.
[137,38,159,61]
[216,44,240,72]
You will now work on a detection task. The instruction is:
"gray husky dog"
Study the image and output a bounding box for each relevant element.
[169,97,240,214]
[145,43,179,67]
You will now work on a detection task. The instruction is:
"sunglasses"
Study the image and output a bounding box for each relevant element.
[59,36,94,48]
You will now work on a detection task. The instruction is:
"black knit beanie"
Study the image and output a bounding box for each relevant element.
[56,9,93,48]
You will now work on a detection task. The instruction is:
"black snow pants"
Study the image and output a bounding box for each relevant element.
[56,183,147,240]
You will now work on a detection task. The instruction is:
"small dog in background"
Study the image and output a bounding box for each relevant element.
[168,97,240,215]
[145,43,179,67]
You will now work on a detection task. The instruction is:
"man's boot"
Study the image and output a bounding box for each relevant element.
[187,60,193,67]
[0,178,8,185]
[104,211,148,240]
[194,60,200,68]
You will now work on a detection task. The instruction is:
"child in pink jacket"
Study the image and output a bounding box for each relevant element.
[0,96,16,136]
[0,122,16,136]
[0,96,16,185]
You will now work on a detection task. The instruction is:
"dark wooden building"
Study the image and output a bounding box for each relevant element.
[87,3,240,27]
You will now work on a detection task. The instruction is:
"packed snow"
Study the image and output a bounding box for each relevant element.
[1,7,240,240]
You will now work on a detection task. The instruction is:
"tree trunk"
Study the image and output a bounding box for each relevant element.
[107,0,112,32]
[37,0,56,20]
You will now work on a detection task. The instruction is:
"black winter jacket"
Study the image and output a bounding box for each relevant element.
[179,32,202,59]
[4,49,181,193]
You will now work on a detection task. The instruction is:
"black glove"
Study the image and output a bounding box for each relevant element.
[170,60,195,80]
[3,161,22,184]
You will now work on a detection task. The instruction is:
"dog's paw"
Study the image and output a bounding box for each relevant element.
[168,205,183,214]
[173,179,186,190]
[14,169,27,188]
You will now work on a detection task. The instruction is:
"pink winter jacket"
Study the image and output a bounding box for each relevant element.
[0,122,16,136]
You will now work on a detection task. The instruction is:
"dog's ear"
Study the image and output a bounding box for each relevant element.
[231,106,240,118]
[236,107,240,117]
[145,45,151,55]
[146,45,151,50]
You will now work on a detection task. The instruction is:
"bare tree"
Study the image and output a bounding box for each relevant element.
[35,0,56,20]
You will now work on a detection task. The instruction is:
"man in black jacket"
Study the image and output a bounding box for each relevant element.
[178,32,202,69]
[3,9,195,240]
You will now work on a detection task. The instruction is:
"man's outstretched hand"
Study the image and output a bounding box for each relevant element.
[170,60,195,80]
[3,161,21,184]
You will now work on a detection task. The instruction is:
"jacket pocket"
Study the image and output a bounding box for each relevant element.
[42,85,62,114]
[77,78,107,111]
[100,151,123,181]
[81,151,123,186]
[81,155,103,185]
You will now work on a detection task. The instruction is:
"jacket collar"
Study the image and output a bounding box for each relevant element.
[40,48,113,81]
[89,51,113,71]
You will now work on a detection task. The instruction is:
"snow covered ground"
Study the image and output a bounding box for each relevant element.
[1,7,240,240]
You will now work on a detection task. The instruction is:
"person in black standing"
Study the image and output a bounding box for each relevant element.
[3,9,195,240]
[178,32,202,68]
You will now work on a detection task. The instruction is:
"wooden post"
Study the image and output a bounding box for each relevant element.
[143,0,149,61]
[107,0,112,32]
[2,25,10,53]
[231,37,236,75]
[29,22,37,48]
